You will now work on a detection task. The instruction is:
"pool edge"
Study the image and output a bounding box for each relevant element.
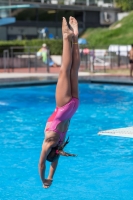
[1,76,133,88]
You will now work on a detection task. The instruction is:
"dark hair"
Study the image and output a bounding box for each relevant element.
[131,44,133,48]
[46,137,77,162]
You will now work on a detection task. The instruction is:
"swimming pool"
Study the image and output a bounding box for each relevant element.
[1,83,133,200]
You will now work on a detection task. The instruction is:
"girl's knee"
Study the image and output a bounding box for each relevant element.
[59,66,70,74]
[71,68,79,74]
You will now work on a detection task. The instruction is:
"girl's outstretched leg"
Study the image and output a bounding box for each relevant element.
[69,16,80,99]
[56,17,74,107]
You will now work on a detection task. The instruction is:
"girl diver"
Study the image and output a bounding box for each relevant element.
[39,16,80,188]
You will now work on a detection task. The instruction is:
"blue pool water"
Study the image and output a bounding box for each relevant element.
[1,83,133,200]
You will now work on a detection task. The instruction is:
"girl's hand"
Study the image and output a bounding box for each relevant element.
[43,179,53,189]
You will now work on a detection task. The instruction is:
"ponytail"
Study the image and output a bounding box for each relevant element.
[46,137,77,162]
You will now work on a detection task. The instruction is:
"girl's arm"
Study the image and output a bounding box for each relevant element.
[39,141,51,184]
[47,159,59,180]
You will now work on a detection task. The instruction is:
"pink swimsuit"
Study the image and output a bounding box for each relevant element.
[45,97,79,143]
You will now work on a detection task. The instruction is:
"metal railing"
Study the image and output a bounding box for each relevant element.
[0,46,130,73]
[80,48,129,72]
[0,46,49,72]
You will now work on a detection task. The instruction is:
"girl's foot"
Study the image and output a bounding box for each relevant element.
[62,17,74,40]
[69,16,78,38]
[43,179,53,189]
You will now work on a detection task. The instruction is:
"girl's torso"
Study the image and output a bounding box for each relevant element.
[45,97,79,144]
[45,120,70,144]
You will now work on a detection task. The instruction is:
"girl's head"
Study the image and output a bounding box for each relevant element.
[46,146,59,162]
[46,137,77,162]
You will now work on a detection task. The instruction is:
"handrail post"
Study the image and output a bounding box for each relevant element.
[28,47,31,72]
[3,50,9,72]
[10,47,14,72]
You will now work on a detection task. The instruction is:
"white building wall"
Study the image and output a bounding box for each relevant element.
[117,12,129,21]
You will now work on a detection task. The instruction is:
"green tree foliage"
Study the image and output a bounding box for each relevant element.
[115,0,133,11]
